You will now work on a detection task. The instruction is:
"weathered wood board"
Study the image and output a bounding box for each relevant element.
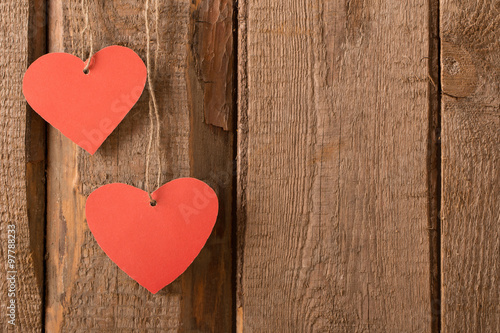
[45,0,233,331]
[0,0,44,331]
[237,0,433,331]
[441,1,500,331]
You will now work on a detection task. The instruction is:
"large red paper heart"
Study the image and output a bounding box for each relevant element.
[23,45,147,154]
[85,178,218,293]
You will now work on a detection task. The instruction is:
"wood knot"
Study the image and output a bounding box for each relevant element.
[441,41,477,98]
[443,57,461,75]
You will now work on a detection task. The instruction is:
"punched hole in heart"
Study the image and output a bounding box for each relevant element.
[147,190,157,207]
[82,59,92,75]
[83,49,93,75]
[83,58,92,74]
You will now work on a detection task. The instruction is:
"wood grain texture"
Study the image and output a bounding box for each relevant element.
[26,0,47,298]
[45,0,233,331]
[0,0,44,331]
[190,0,234,130]
[440,1,500,331]
[237,0,432,331]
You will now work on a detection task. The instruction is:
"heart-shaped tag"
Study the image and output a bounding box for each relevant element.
[23,45,147,154]
[85,178,218,293]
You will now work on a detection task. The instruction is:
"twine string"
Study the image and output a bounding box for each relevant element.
[144,0,162,205]
[80,0,162,204]
[154,0,161,190]
[81,0,93,74]
[83,34,93,74]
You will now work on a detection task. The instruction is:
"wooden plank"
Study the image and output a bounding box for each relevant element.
[0,0,44,331]
[45,0,233,331]
[237,0,432,330]
[26,0,48,301]
[190,0,234,131]
[440,1,500,331]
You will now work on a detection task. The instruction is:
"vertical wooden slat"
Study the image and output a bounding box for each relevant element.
[237,0,432,330]
[440,1,500,331]
[45,0,233,331]
[26,0,47,300]
[0,0,44,331]
[184,1,234,331]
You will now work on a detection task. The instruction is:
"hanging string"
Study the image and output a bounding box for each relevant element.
[83,34,94,74]
[77,0,92,167]
[153,0,162,189]
[81,0,93,74]
[144,0,162,205]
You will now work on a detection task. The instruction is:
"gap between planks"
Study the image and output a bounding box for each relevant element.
[428,0,442,332]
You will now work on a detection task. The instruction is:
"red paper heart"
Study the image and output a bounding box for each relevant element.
[23,45,147,154]
[85,178,218,293]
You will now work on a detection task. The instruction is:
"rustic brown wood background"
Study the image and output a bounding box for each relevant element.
[1,0,498,332]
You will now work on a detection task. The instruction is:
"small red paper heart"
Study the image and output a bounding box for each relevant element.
[85,178,218,294]
[23,45,147,154]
